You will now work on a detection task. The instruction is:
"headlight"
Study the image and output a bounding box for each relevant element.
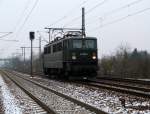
[72,56,76,60]
[92,56,96,60]
[92,52,96,60]
[72,53,76,60]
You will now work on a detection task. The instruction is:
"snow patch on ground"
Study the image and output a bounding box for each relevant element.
[13,71,150,113]
[0,75,22,114]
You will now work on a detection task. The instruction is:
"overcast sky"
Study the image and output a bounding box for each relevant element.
[0,0,150,59]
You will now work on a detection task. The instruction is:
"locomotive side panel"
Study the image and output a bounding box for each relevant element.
[44,51,63,68]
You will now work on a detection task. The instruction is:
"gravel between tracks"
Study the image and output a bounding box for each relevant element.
[19,72,150,114]
[9,72,96,114]
[0,75,23,114]
[38,79,150,113]
[0,74,46,114]
[10,71,150,113]
[0,86,5,114]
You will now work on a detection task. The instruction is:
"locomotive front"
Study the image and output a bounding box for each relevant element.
[63,37,98,78]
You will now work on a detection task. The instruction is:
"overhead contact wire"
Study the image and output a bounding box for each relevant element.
[47,0,91,28]
[13,0,31,32]
[63,0,109,27]
[89,7,150,32]
[86,0,145,25]
[15,0,39,39]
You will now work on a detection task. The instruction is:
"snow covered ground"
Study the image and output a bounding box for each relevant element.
[0,74,47,114]
[1,71,150,114]
[0,75,22,114]
[31,76,150,114]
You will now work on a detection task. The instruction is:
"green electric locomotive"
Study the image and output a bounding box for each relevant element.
[43,30,98,79]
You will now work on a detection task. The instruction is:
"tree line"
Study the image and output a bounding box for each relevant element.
[1,45,150,79]
[99,46,150,79]
[1,53,42,74]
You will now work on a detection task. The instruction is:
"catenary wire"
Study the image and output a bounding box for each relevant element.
[0,39,19,42]
[63,0,109,27]
[0,32,13,39]
[7,0,39,55]
[46,0,91,28]
[100,7,150,28]
[86,0,145,25]
[100,0,144,19]
[89,7,150,32]
[13,0,31,32]
[15,0,39,39]
[85,0,108,14]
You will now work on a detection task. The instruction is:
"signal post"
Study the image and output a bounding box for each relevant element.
[29,31,35,77]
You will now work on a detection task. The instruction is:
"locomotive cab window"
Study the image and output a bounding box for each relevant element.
[72,39,96,49]
[72,39,82,49]
[84,39,96,49]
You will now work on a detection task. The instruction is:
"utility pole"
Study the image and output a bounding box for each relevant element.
[23,47,26,72]
[44,28,51,43]
[82,7,86,38]
[21,46,40,73]
[21,47,40,71]
[21,47,26,72]
[39,36,41,58]
[37,30,49,71]
[39,36,42,71]
[21,47,24,56]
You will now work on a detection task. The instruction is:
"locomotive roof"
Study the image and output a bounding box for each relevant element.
[44,37,97,47]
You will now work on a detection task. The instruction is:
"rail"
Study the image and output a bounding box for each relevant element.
[0,70,56,114]
[2,70,108,114]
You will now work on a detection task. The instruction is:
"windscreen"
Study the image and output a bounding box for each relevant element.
[72,39,82,48]
[72,39,96,49]
[84,40,96,49]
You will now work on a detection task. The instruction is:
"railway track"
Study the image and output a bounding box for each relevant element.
[1,70,107,114]
[96,77,150,91]
[32,72,150,110]
[1,70,56,114]
[24,71,150,98]
[97,77,150,86]
[22,71,150,98]
[85,78,150,98]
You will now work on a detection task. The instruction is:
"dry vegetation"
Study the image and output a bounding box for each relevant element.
[99,46,150,78]
[2,45,150,79]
